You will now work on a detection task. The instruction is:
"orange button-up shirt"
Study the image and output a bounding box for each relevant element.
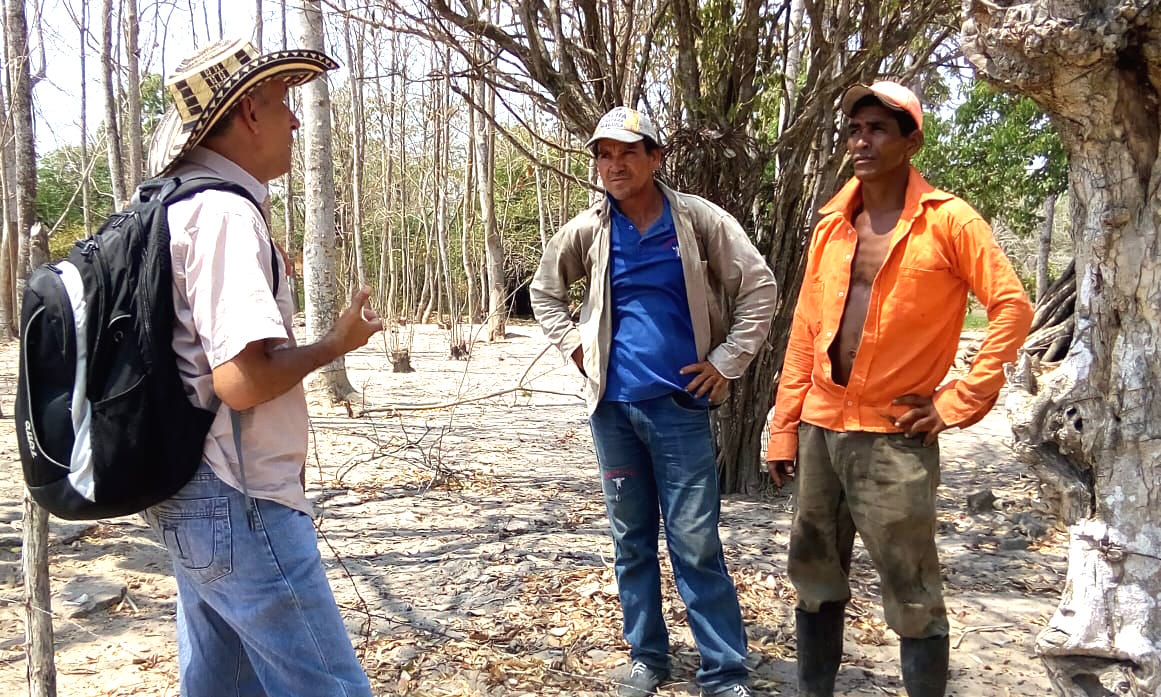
[765,168,1033,462]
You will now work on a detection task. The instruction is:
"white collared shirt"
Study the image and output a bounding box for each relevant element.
[167,147,312,516]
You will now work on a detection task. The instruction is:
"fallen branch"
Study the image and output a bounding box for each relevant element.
[356,386,582,416]
[954,623,1015,649]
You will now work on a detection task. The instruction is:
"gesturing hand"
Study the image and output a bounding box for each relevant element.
[892,394,949,446]
[327,287,384,356]
[679,361,730,403]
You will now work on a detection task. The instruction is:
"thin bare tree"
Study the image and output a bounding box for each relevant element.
[100,0,126,205]
[124,0,143,188]
[6,0,55,689]
[297,0,357,399]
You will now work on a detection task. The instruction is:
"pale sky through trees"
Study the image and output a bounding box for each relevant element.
[29,0,327,151]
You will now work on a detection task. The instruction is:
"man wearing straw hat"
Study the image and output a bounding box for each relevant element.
[143,39,380,696]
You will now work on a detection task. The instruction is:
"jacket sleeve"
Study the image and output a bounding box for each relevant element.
[933,215,1034,428]
[530,224,588,361]
[703,213,779,379]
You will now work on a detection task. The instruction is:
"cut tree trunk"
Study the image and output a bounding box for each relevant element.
[22,494,56,697]
[964,3,1161,694]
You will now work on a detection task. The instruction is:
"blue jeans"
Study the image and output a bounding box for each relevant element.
[590,394,749,691]
[142,463,372,697]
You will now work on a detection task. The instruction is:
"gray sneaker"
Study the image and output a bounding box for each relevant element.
[616,660,670,697]
[703,685,753,697]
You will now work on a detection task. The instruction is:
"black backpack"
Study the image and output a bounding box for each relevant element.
[15,176,272,520]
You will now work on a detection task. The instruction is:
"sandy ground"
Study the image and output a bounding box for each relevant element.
[0,322,1065,696]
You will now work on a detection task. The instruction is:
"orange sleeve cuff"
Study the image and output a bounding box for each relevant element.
[765,431,799,462]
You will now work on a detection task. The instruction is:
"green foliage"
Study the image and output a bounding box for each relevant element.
[915,81,1067,238]
[37,146,115,260]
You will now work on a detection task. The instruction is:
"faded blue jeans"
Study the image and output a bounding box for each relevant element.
[143,463,372,697]
[590,394,749,691]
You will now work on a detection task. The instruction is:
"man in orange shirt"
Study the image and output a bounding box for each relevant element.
[765,82,1033,696]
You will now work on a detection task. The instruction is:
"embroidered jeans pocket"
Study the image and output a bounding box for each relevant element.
[152,496,233,584]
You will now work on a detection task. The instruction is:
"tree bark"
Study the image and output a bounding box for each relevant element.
[7,7,54,686]
[296,0,356,400]
[22,494,56,697]
[964,2,1161,693]
[123,0,143,188]
[100,0,126,206]
[79,0,92,236]
[473,65,505,341]
[1036,193,1056,301]
[341,0,366,288]
[7,0,43,282]
[254,0,263,50]
[462,93,478,326]
[0,54,16,339]
[435,49,462,354]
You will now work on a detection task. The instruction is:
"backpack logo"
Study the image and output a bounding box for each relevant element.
[22,419,37,460]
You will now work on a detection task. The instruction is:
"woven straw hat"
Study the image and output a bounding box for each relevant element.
[147,38,338,176]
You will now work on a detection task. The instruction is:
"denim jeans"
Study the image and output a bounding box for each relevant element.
[590,394,749,691]
[143,463,372,697]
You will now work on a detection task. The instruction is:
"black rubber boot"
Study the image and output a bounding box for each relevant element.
[900,634,949,697]
[795,601,845,697]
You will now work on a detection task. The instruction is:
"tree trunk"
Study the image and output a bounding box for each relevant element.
[79,0,92,235]
[254,0,263,49]
[296,0,355,400]
[123,0,143,188]
[473,70,505,341]
[0,57,16,339]
[341,1,366,288]
[100,0,126,206]
[22,494,56,697]
[418,217,435,325]
[435,50,462,354]
[964,3,1161,693]
[279,0,295,302]
[7,0,42,281]
[461,97,478,327]
[1036,193,1056,301]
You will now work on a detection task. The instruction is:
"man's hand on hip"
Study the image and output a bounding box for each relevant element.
[680,361,730,402]
[892,394,949,446]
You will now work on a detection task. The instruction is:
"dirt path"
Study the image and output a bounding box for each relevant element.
[0,323,1064,696]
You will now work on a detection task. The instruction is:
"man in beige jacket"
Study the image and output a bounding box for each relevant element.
[531,106,777,697]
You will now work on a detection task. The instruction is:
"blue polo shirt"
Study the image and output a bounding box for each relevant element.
[603,197,701,403]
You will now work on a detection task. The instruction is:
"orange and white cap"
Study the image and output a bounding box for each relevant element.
[840,81,923,131]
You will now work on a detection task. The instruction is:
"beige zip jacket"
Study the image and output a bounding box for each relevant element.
[531,182,778,414]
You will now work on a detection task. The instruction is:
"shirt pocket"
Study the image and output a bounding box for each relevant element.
[885,267,950,327]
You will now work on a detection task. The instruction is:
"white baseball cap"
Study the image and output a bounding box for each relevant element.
[585,106,662,149]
